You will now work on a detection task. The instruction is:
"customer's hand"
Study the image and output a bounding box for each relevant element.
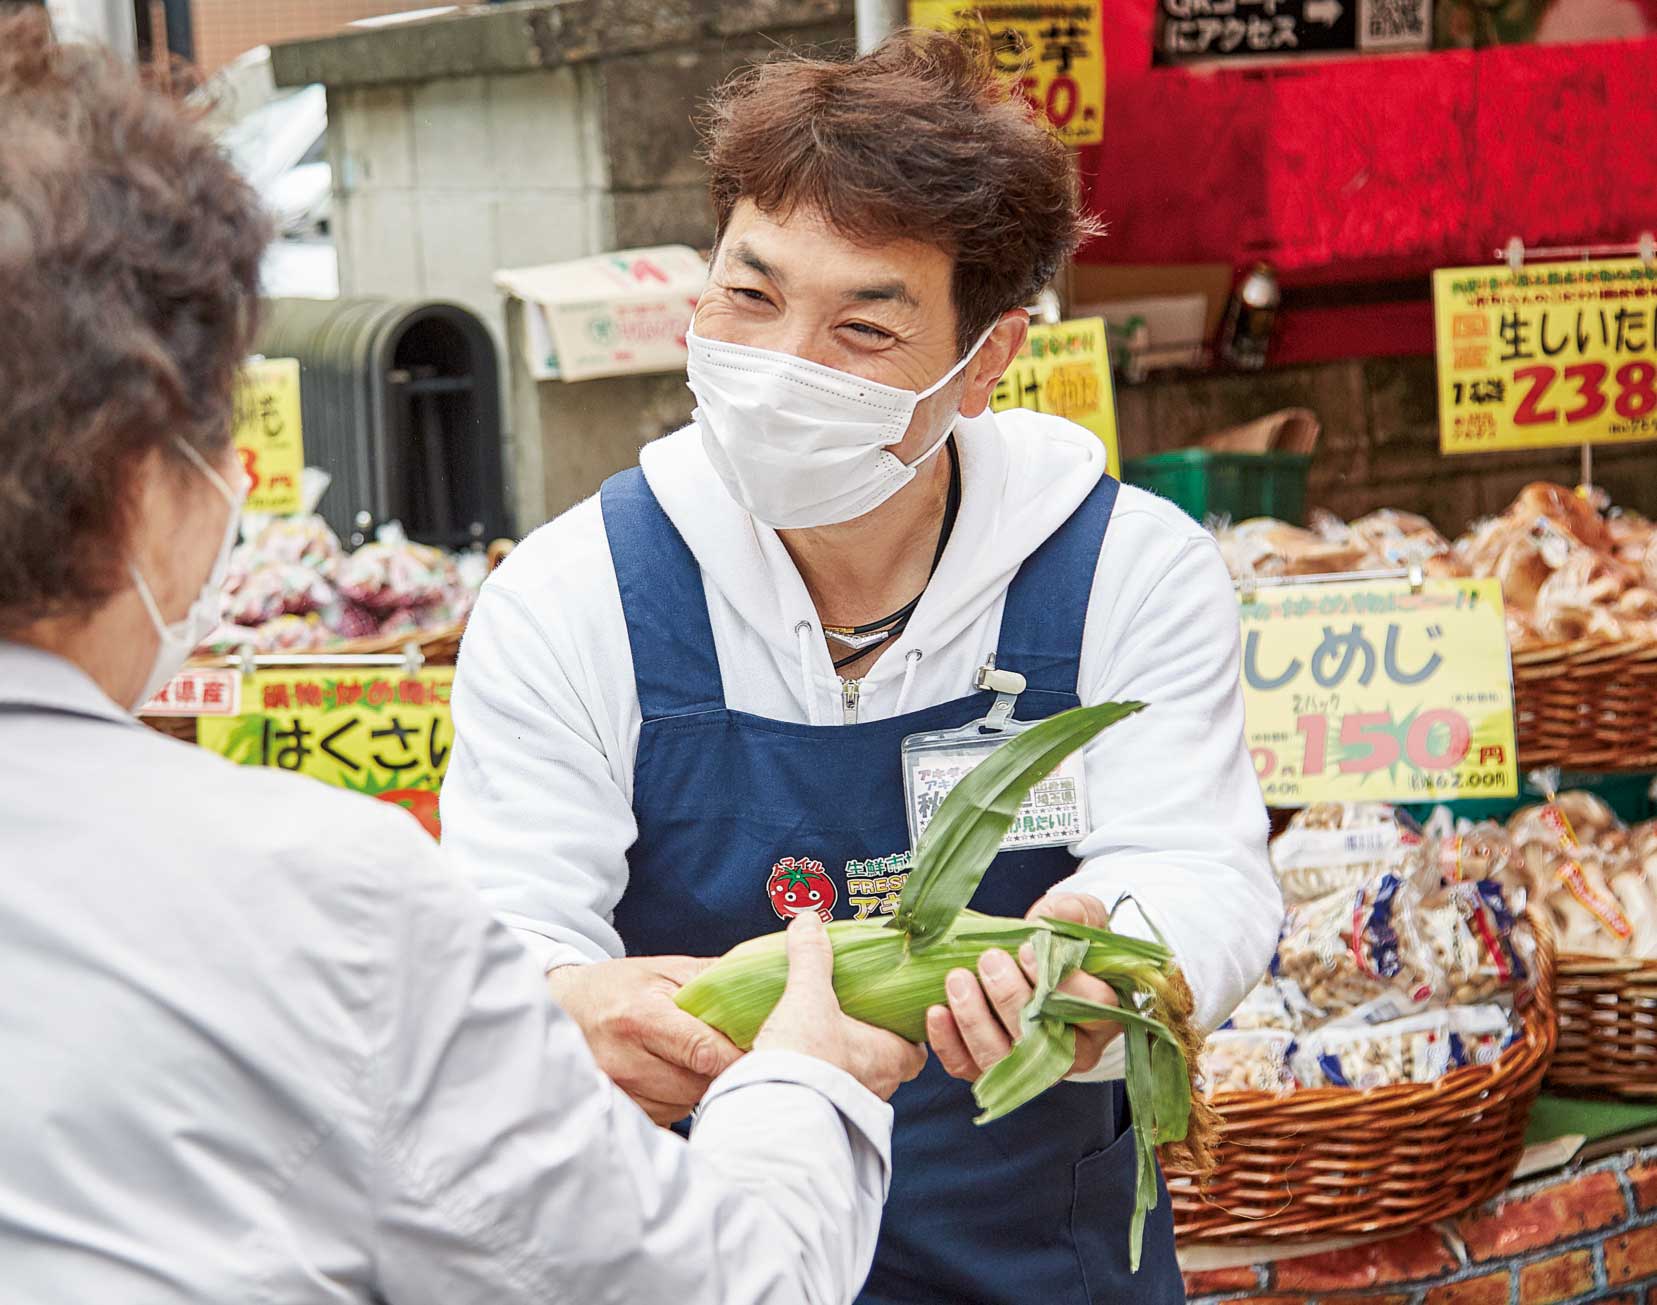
[548,956,742,1126]
[925,891,1122,1083]
[754,912,928,1100]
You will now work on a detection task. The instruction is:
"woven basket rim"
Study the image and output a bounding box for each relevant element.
[1170,908,1557,1242]
[185,619,466,667]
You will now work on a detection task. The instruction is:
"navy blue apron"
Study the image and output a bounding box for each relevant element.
[601,467,1183,1305]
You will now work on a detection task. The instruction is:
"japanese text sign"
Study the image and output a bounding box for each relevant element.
[908,1,1104,146]
[1156,0,1430,63]
[988,317,1120,475]
[196,668,452,839]
[1239,578,1517,807]
[233,358,305,515]
[139,668,242,718]
[1433,259,1657,455]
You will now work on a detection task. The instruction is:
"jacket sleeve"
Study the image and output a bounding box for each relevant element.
[370,824,893,1305]
[1056,534,1282,1044]
[440,581,636,969]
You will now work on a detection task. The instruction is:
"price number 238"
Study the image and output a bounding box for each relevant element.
[1512,361,1657,426]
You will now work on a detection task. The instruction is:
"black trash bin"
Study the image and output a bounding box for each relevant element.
[256,297,508,550]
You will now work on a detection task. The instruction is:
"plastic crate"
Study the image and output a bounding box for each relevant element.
[1122,449,1312,526]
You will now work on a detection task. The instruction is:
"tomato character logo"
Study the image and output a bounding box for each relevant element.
[767,856,836,922]
[375,788,441,841]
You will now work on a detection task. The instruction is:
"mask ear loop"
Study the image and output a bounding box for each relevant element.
[902,320,1002,469]
[172,437,243,506]
[913,319,1002,403]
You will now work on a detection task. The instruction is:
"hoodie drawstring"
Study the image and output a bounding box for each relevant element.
[794,621,821,726]
[893,649,923,717]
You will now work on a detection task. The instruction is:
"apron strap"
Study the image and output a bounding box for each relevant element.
[996,474,1120,698]
[600,467,726,721]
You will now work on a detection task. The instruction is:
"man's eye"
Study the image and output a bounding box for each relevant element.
[843,322,893,341]
[732,287,772,305]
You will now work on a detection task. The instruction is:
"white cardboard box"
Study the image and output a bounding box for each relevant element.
[495,246,706,383]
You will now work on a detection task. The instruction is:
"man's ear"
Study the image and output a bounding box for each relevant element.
[958,311,1029,419]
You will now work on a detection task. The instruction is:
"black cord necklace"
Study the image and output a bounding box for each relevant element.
[827,437,962,671]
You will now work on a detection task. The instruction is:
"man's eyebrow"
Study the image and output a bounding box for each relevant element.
[848,281,919,307]
[730,241,780,283]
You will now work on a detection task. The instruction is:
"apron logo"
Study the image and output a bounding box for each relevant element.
[845,851,912,921]
[767,857,837,922]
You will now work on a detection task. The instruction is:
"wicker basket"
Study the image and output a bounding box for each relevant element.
[1512,636,1657,770]
[1546,952,1657,1097]
[1167,910,1557,1242]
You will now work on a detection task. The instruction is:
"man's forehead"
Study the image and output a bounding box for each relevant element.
[720,219,942,308]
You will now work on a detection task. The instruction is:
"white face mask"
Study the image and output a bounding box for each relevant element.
[127,439,247,712]
[687,322,995,530]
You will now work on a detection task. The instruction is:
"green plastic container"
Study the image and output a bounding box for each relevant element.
[1122,449,1313,526]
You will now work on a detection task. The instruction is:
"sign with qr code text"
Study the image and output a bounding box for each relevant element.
[1156,0,1431,63]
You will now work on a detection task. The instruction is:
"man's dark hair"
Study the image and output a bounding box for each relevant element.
[0,9,270,630]
[701,29,1100,353]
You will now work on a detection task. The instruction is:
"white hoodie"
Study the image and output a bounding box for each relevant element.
[441,408,1282,1053]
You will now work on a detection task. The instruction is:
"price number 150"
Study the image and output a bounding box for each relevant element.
[1296,709,1470,776]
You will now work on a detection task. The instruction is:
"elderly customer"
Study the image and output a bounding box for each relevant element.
[442,29,1281,1305]
[0,14,923,1303]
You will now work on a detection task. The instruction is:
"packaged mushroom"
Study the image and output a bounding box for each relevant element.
[1274,871,1442,1020]
[1270,802,1429,905]
[1291,1010,1456,1091]
[1275,855,1529,1019]
[1509,788,1656,958]
[1199,1029,1296,1096]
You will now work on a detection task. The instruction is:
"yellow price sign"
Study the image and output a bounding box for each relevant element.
[908,1,1104,146]
[1433,259,1657,455]
[234,357,305,515]
[197,667,452,839]
[988,317,1120,475]
[1239,578,1517,808]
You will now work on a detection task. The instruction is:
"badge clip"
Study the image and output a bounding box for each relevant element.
[975,656,1027,732]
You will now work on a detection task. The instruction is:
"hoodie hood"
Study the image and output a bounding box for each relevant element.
[638,406,1106,689]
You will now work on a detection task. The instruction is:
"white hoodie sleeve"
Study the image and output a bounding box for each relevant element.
[374,819,893,1305]
[441,578,637,971]
[1054,523,1282,1051]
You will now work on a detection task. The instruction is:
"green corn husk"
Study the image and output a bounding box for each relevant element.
[674,702,1215,1271]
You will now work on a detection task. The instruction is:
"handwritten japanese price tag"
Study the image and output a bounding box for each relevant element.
[1239,578,1517,807]
[1433,259,1657,454]
[196,668,452,839]
[987,317,1120,475]
[908,1,1104,146]
[233,357,305,516]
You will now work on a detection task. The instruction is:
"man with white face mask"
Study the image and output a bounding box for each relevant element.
[444,30,1281,1305]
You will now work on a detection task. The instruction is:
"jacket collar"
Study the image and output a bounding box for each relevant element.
[0,641,139,727]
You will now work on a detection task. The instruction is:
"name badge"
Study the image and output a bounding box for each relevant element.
[900,717,1091,853]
